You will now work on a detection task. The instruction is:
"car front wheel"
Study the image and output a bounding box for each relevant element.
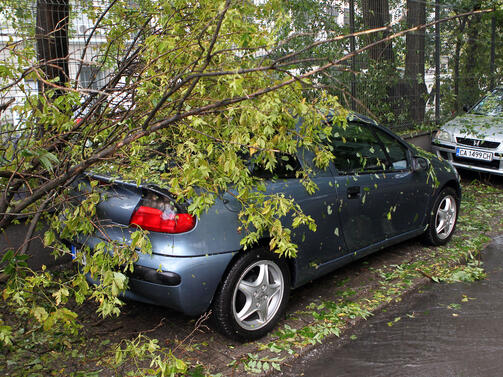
[423,187,459,245]
[211,249,290,342]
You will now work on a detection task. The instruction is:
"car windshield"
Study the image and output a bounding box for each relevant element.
[470,89,503,116]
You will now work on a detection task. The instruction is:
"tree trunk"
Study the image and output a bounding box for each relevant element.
[362,0,398,125]
[36,0,69,97]
[362,0,393,62]
[490,14,496,90]
[461,2,482,106]
[404,0,427,124]
[453,18,467,112]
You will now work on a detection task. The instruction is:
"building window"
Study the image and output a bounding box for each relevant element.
[80,64,105,90]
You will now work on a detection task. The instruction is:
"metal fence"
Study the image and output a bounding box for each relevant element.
[0,0,111,127]
[340,0,501,131]
[0,0,501,132]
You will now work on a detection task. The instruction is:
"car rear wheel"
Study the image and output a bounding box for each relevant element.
[211,249,290,342]
[423,187,459,245]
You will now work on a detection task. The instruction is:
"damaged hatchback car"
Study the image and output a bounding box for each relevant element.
[432,87,503,175]
[68,115,461,341]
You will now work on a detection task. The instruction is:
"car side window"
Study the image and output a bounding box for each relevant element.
[372,128,409,171]
[331,123,389,174]
[331,122,408,174]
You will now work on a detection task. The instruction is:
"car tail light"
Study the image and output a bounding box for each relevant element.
[129,192,195,233]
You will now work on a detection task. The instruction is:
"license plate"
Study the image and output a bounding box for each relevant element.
[456,147,493,161]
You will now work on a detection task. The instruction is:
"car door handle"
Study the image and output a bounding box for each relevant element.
[347,186,360,199]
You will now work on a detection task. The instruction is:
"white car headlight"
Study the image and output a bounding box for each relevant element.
[435,129,453,143]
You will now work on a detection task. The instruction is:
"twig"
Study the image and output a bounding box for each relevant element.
[415,268,435,281]
[173,311,211,353]
[94,325,124,335]
[139,317,167,335]
[0,98,14,113]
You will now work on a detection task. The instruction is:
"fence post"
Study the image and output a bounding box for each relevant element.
[349,0,356,111]
[434,0,440,124]
[490,13,496,90]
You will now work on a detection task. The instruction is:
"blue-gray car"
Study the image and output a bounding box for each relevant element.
[70,115,461,341]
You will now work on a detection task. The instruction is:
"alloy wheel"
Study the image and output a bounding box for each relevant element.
[231,260,284,331]
[435,194,457,240]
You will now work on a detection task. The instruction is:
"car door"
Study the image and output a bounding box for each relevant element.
[253,150,347,285]
[332,121,432,253]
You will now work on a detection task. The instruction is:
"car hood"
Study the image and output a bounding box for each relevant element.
[442,113,503,140]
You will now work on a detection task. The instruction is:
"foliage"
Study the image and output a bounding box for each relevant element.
[0,0,347,375]
[111,335,188,377]
[1,0,345,290]
[229,353,283,374]
[0,0,348,254]
[440,0,503,115]
[274,0,503,130]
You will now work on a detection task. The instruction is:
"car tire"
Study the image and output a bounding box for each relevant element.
[423,187,459,246]
[211,249,290,342]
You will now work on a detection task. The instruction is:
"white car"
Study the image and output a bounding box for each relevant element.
[432,87,503,175]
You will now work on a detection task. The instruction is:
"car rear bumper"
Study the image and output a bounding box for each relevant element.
[74,236,236,316]
[432,142,503,176]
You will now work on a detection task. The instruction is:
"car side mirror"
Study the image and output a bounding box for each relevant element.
[462,104,470,112]
[413,156,429,172]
